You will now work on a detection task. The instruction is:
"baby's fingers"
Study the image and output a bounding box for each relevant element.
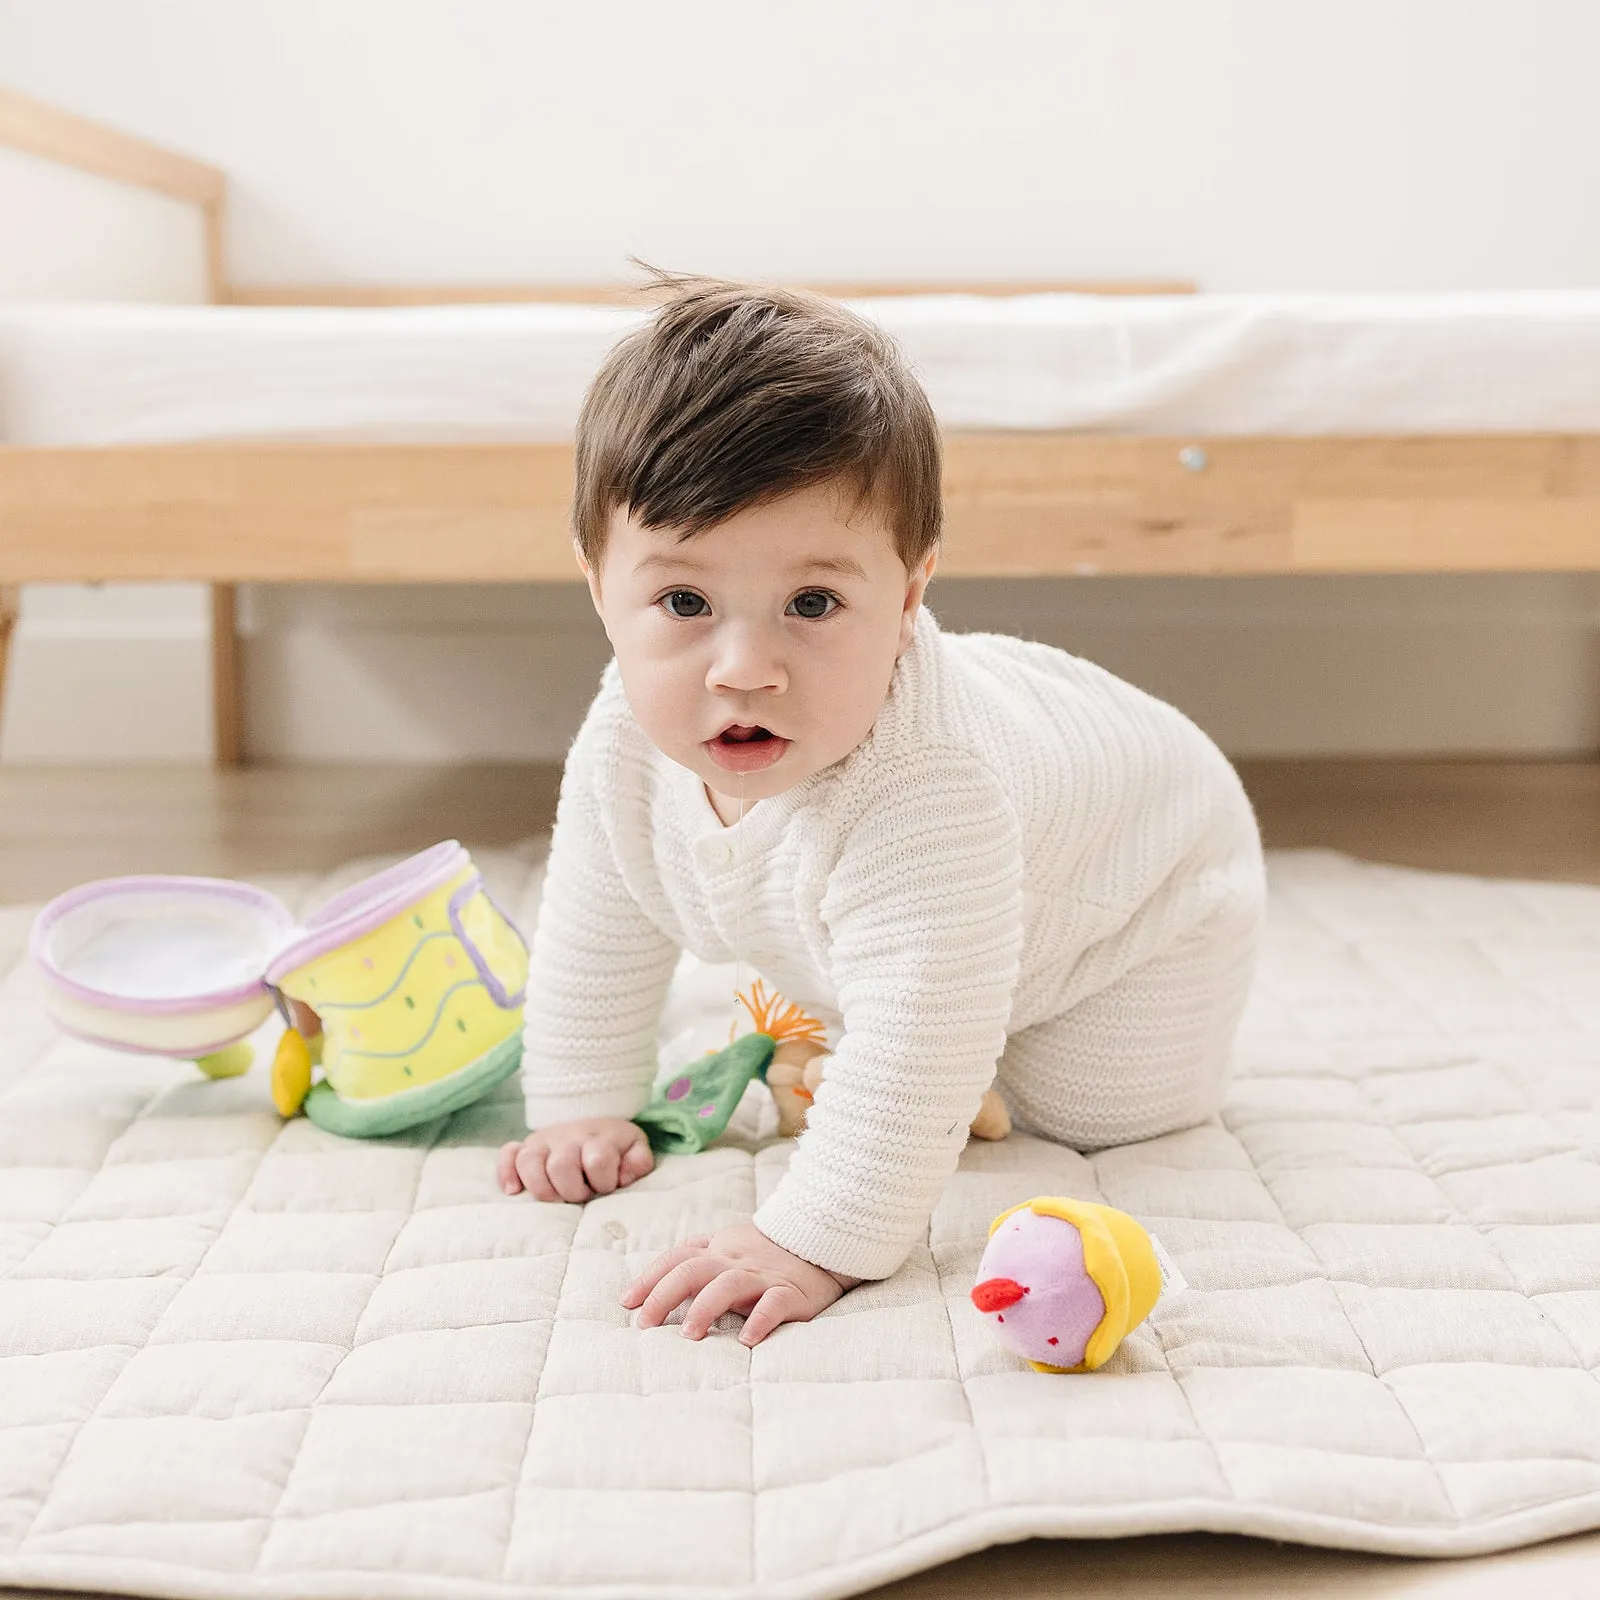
[513,1143,561,1203]
[618,1131,655,1187]
[634,1254,723,1328]
[621,1237,711,1309]
[496,1142,524,1195]
[580,1137,622,1196]
[740,1283,810,1347]
[543,1141,594,1204]
[682,1269,767,1340]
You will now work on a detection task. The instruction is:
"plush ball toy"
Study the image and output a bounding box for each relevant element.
[970,1196,1163,1372]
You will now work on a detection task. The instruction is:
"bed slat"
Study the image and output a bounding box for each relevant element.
[4,435,1598,582]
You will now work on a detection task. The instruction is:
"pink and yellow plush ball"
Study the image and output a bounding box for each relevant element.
[970,1196,1162,1373]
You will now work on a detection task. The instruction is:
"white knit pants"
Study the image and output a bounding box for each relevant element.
[996,893,1263,1151]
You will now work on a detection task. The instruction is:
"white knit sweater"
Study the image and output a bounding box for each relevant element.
[520,604,1265,1278]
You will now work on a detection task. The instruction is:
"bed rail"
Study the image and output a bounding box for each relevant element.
[0,84,242,760]
[5,435,1599,583]
[0,84,228,299]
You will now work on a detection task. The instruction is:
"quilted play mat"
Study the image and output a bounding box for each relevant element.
[1,843,1598,1600]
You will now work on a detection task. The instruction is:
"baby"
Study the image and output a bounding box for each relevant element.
[498,276,1266,1347]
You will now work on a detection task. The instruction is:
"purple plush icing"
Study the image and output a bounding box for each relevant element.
[972,1208,1106,1367]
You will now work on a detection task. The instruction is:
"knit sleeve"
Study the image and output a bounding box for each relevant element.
[752,750,1026,1280]
[519,721,682,1132]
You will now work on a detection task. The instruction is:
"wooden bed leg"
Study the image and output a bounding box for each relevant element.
[0,586,18,748]
[211,583,244,767]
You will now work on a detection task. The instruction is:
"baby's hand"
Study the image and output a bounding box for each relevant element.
[497,1117,654,1203]
[622,1222,861,1346]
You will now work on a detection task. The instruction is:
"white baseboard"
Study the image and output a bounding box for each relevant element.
[4,576,1597,764]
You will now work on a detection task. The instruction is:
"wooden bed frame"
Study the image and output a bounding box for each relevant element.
[3,84,1599,765]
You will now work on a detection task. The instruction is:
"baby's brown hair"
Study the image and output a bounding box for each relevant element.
[573,271,942,573]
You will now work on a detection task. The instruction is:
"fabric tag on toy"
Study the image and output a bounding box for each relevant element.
[1147,1231,1189,1304]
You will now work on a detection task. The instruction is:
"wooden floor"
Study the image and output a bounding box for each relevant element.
[1,756,1597,1600]
[0,761,565,903]
[2,756,1599,906]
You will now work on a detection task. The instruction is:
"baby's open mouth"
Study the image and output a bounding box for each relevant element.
[706,722,790,772]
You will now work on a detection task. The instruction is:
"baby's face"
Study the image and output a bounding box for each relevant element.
[581,480,935,810]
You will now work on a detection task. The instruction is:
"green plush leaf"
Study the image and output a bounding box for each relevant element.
[634,1032,777,1154]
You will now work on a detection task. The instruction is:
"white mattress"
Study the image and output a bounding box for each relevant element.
[2,844,1599,1600]
[4,291,1600,446]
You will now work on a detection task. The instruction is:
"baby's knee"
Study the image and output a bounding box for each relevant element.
[998,1018,1237,1151]
[1009,1076,1227,1153]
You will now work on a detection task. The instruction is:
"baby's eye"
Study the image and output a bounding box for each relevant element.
[788,590,839,620]
[660,590,709,619]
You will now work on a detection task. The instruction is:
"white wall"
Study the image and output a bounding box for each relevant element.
[3,0,1599,763]
[0,145,208,302]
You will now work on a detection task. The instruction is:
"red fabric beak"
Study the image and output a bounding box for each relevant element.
[971,1276,1028,1313]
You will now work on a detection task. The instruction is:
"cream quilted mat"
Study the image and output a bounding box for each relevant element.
[2,844,1599,1600]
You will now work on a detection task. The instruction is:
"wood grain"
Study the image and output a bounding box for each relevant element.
[938,433,1600,575]
[5,435,1599,583]
[0,83,225,210]
[0,443,576,582]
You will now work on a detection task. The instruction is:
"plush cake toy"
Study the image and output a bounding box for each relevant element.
[264,841,528,1137]
[634,978,1013,1153]
[30,840,528,1140]
[970,1196,1165,1372]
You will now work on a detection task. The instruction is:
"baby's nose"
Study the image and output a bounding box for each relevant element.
[706,625,787,693]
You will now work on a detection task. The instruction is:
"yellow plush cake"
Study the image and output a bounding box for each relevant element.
[266,841,529,1137]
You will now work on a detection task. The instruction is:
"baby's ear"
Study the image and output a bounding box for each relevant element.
[895,600,915,655]
[574,542,611,634]
[896,551,937,653]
